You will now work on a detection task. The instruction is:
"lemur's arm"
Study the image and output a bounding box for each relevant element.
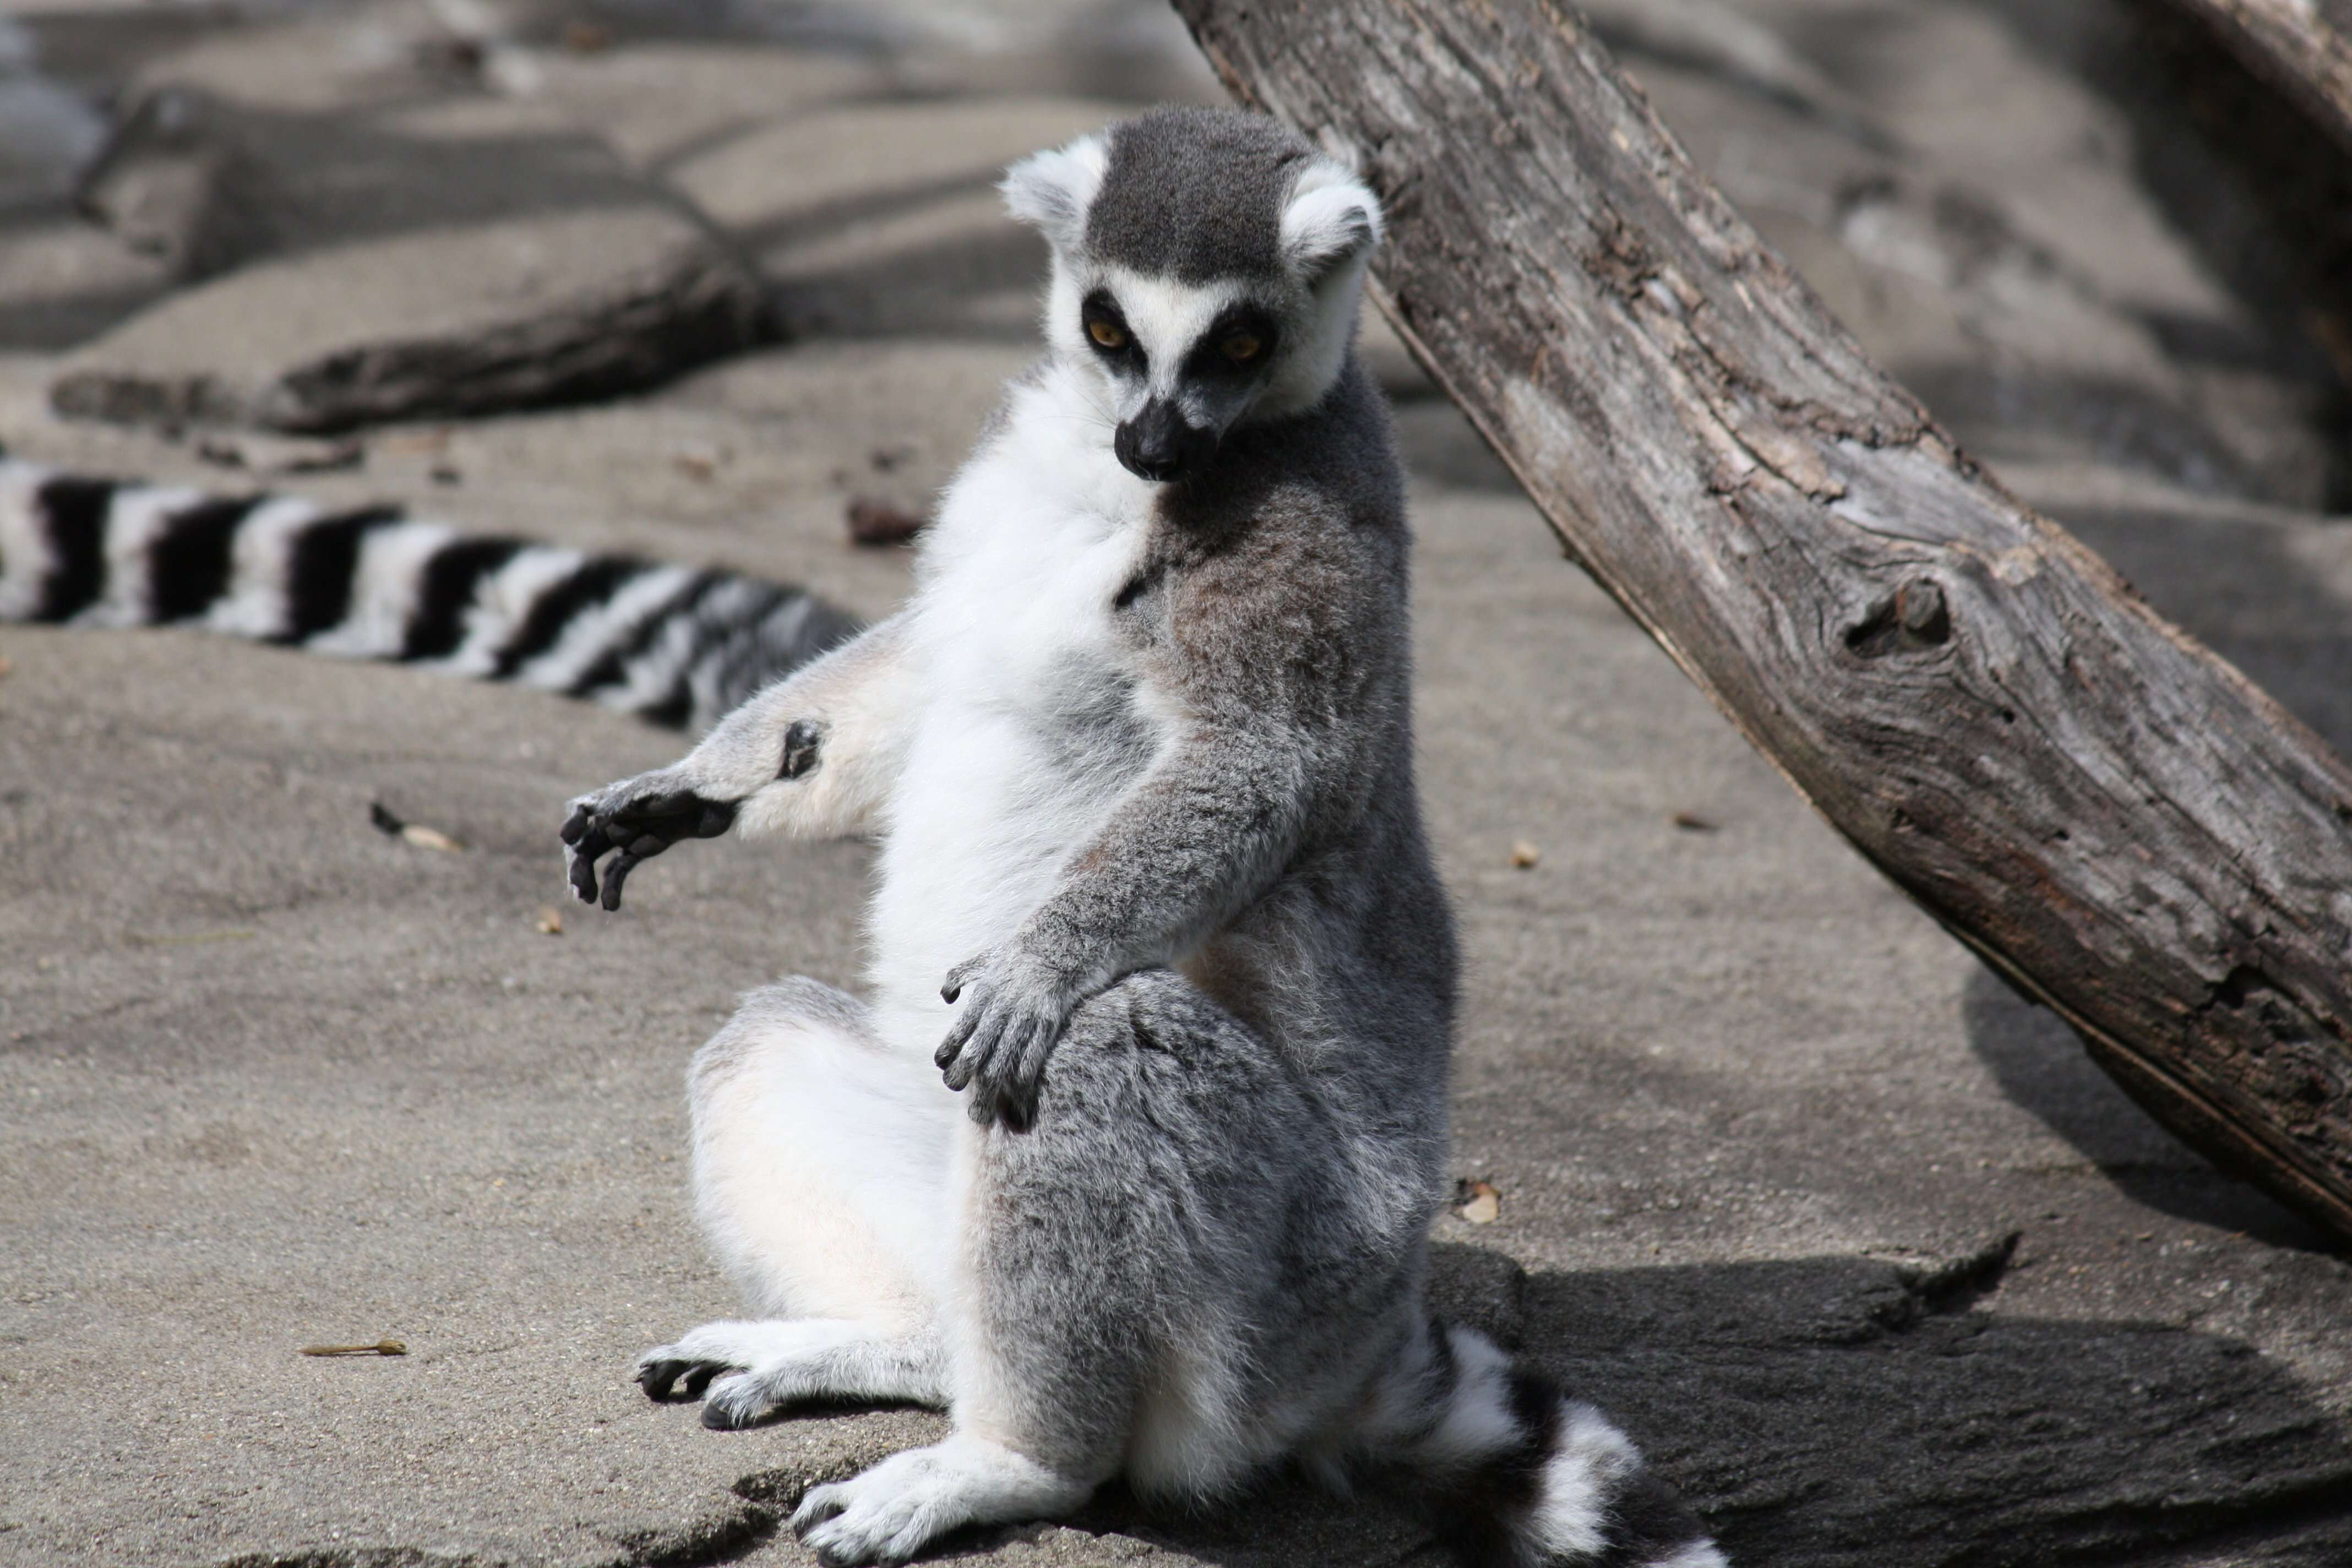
[937,707,1321,1124]
[561,611,919,909]
[938,533,1386,1125]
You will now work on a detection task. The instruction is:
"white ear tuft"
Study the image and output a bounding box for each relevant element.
[1001,133,1109,252]
[1281,162,1382,280]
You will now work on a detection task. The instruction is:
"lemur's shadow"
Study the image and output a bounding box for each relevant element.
[808,1242,2352,1567]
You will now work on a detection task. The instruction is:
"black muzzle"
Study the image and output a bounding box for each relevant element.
[1115,399,1216,482]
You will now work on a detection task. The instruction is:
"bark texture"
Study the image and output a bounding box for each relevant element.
[1172,0,2352,1245]
[2155,0,2352,156]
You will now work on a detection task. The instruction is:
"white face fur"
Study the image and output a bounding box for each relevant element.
[1002,132,1384,483]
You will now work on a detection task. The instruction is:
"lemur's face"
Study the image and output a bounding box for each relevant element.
[1001,108,1384,486]
[1074,271,1287,482]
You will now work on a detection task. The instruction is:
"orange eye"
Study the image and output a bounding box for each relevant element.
[1087,318,1127,350]
[1221,332,1263,362]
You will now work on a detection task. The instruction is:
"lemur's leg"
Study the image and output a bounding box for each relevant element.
[563,611,917,908]
[795,971,1330,1565]
[638,978,954,1429]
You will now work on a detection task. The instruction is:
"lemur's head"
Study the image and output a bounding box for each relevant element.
[1003,106,1384,483]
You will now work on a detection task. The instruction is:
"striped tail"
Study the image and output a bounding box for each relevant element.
[0,455,863,730]
[1357,1319,1727,1568]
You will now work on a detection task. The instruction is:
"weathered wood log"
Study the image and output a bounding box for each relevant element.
[1172,0,2352,1245]
[2153,0,2352,157]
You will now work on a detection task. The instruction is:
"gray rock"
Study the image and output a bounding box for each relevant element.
[42,8,769,429]
[0,17,106,210]
[49,209,767,433]
[73,85,273,283]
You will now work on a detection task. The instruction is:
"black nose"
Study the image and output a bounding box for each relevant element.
[1115,399,1215,482]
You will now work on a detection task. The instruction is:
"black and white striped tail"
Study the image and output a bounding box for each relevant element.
[0,456,862,730]
[1368,1320,1727,1568]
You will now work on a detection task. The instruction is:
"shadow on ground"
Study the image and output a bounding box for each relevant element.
[1956,492,2352,1246]
[716,1243,2352,1568]
[1963,970,2335,1249]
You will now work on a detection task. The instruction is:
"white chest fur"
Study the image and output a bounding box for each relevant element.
[863,364,1170,1053]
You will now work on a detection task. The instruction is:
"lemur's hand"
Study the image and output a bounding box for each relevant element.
[559,771,737,911]
[936,947,1081,1130]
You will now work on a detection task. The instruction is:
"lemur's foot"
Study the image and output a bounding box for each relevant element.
[935,949,1079,1129]
[791,1438,1089,1567]
[559,772,737,910]
[636,1320,947,1429]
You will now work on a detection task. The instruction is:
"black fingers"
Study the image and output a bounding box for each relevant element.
[568,823,614,905]
[600,850,645,911]
[562,790,739,912]
[638,1357,723,1403]
[700,1397,764,1431]
[638,1359,690,1401]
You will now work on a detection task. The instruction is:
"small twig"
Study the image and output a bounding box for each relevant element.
[300,1339,407,1357]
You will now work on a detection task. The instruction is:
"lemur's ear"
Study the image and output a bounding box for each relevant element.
[1281,162,1383,281]
[1001,133,1109,252]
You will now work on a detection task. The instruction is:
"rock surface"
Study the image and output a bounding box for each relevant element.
[2,2,2351,1566]
[45,6,769,432]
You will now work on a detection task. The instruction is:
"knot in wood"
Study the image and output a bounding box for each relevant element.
[1844,577,1953,659]
[1898,579,1950,642]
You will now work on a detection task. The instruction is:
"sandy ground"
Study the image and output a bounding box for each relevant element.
[4,2,2352,1565]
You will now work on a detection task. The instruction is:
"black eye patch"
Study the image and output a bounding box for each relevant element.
[1081,289,1146,371]
[1183,306,1280,381]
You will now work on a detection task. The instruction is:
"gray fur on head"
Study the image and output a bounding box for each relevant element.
[1000,106,1387,481]
[1004,106,1385,285]
[1086,107,1314,280]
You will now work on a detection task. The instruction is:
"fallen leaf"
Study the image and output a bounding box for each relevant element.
[1671,810,1717,832]
[672,441,728,481]
[847,496,929,547]
[1455,1179,1501,1224]
[371,802,465,852]
[0,653,13,680]
[536,906,564,936]
[1509,840,1540,869]
[563,19,613,52]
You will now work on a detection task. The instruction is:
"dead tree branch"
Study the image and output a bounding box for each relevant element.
[1172,0,2352,1245]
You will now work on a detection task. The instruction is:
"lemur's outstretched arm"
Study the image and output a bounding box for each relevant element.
[562,612,918,909]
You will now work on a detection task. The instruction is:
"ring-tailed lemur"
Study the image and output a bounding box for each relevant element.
[0,460,861,730]
[559,108,1725,1568]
